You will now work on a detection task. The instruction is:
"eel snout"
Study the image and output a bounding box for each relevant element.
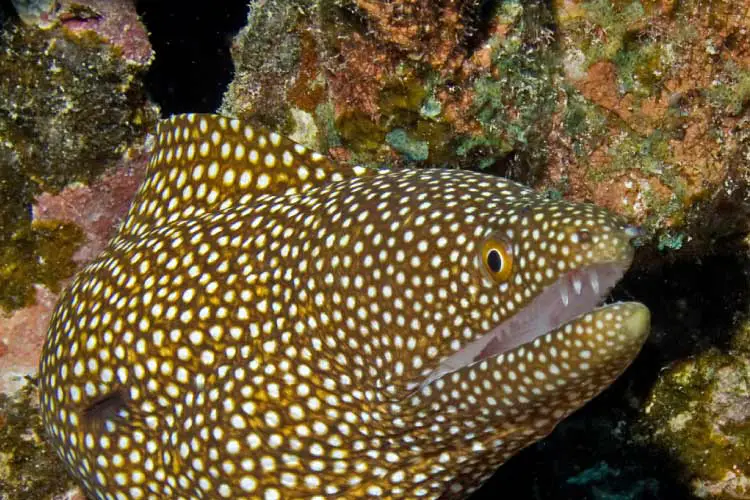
[421,217,645,388]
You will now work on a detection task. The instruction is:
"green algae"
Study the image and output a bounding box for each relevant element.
[656,231,685,252]
[705,61,750,116]
[385,128,429,162]
[643,350,750,485]
[331,73,458,165]
[0,21,152,312]
[614,38,673,99]
[573,0,648,65]
[462,0,559,180]
[605,131,673,183]
[419,94,442,120]
[0,220,84,311]
[378,78,461,165]
[0,381,75,499]
[335,110,386,156]
[562,87,610,157]
[576,122,690,231]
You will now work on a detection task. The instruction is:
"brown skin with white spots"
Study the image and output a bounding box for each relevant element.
[39,114,649,499]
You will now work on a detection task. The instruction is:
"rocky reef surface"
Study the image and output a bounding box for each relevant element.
[0,0,748,498]
[0,0,152,497]
[221,0,750,253]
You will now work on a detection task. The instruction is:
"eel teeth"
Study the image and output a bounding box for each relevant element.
[590,270,600,295]
[560,286,569,306]
[572,277,583,295]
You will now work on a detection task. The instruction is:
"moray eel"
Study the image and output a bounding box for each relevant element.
[39,114,649,499]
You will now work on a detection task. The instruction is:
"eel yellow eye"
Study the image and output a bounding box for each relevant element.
[482,237,513,282]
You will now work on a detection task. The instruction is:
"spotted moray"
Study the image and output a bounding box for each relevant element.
[39,114,650,499]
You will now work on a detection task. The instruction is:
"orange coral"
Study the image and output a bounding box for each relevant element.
[327,32,393,120]
[545,0,750,237]
[354,0,471,71]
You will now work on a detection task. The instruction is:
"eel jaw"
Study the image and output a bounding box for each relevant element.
[420,260,632,388]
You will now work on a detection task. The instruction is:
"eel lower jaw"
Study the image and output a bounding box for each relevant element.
[418,261,632,388]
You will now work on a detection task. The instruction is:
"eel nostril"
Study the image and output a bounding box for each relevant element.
[577,229,592,242]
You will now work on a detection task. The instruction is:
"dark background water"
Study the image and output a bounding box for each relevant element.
[136,0,249,114]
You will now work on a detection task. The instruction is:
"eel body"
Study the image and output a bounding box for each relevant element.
[39,114,649,499]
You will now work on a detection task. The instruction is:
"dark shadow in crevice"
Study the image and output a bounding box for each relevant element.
[471,246,749,499]
[463,0,503,56]
[135,0,249,115]
[621,248,750,363]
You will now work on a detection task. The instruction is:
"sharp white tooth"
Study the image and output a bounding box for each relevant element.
[590,271,600,295]
[572,278,582,295]
[560,286,569,306]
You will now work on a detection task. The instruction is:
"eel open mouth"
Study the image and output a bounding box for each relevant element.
[419,260,630,388]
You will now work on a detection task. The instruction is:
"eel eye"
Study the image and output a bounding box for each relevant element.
[481,237,513,282]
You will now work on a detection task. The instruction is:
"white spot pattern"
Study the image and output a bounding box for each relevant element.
[39,114,649,500]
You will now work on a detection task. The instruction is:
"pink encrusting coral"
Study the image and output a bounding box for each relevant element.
[55,0,153,66]
[33,151,148,264]
[0,286,58,395]
[0,155,147,395]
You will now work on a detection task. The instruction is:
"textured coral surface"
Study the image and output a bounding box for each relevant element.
[547,0,750,250]
[0,384,76,498]
[644,350,750,499]
[0,1,152,496]
[0,4,155,312]
[222,0,750,254]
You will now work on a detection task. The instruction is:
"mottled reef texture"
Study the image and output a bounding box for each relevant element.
[0,1,153,497]
[0,0,155,312]
[221,0,750,254]
[644,347,750,499]
[0,383,77,499]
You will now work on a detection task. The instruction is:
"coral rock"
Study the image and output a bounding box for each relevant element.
[0,12,156,311]
[644,350,750,499]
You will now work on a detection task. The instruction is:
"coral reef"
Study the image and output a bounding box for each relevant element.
[52,0,153,65]
[219,0,313,128]
[643,349,750,499]
[221,0,750,250]
[0,382,75,499]
[0,4,155,311]
[9,0,152,63]
[546,0,750,246]
[220,0,559,176]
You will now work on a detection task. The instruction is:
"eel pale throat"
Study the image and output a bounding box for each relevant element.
[39,113,650,500]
